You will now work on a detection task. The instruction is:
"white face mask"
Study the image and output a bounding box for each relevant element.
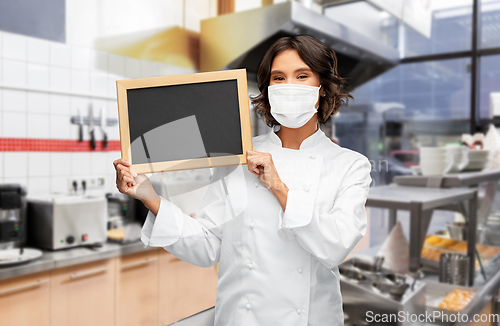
[268,84,321,129]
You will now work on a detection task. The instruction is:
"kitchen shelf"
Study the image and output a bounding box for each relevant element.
[366,184,478,285]
[70,116,118,127]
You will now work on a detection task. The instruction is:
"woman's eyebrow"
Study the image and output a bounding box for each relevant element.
[271,67,312,75]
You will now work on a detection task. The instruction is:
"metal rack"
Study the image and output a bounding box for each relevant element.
[393,170,500,238]
[70,116,118,127]
[366,184,478,286]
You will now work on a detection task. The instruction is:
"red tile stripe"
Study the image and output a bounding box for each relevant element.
[0,138,121,152]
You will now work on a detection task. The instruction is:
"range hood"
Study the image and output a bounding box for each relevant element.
[200,1,399,88]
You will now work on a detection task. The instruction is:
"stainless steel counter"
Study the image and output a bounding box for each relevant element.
[393,170,500,188]
[0,241,156,281]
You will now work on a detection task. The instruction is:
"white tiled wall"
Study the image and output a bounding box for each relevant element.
[3,112,27,137]
[4,152,28,178]
[27,92,49,114]
[0,153,3,179]
[0,30,197,196]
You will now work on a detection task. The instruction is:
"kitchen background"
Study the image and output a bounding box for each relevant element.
[0,0,499,244]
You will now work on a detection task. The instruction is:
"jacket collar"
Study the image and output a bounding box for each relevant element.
[268,124,325,150]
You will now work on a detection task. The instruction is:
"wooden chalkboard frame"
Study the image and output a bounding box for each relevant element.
[116,68,252,174]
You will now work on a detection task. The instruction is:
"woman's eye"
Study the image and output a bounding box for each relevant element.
[273,76,284,81]
[298,75,308,79]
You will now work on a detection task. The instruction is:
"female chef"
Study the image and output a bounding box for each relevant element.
[113,35,372,326]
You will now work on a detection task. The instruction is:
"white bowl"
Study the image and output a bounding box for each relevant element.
[420,146,448,154]
[463,160,487,171]
[420,160,452,176]
[420,157,447,163]
[469,149,489,154]
[448,146,469,172]
[468,150,489,159]
[420,151,447,157]
[468,155,488,160]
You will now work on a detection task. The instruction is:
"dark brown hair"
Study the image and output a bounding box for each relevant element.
[250,35,353,127]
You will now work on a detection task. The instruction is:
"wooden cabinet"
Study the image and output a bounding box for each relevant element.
[116,249,159,326]
[0,248,218,326]
[0,271,50,326]
[50,258,115,326]
[158,249,218,325]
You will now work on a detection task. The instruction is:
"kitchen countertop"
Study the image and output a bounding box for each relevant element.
[4,241,500,325]
[0,240,157,281]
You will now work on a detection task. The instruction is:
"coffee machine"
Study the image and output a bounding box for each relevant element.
[106,193,149,229]
[0,184,27,250]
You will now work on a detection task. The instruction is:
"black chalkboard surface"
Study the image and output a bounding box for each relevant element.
[116,69,252,174]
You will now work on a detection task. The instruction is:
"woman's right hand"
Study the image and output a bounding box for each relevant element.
[113,159,160,203]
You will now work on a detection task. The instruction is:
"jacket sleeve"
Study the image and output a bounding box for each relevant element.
[141,167,229,268]
[277,156,372,269]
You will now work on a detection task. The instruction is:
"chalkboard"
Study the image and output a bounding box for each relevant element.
[116,69,252,174]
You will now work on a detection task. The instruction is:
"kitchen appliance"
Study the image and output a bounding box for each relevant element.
[0,184,27,250]
[105,193,149,244]
[339,258,426,326]
[27,195,107,250]
[105,193,148,229]
[106,193,130,230]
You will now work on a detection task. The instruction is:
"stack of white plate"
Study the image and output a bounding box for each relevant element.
[447,146,469,173]
[463,149,489,171]
[419,147,454,176]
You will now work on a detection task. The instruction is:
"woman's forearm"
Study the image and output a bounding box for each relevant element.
[141,196,161,216]
[270,180,289,211]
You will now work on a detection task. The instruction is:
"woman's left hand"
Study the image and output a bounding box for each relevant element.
[246,150,289,210]
[246,150,286,192]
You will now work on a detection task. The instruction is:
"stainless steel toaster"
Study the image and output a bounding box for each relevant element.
[27,195,107,250]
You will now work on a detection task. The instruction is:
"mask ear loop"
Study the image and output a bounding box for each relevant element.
[319,85,326,97]
[317,86,323,131]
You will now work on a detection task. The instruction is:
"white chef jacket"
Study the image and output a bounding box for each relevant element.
[141,126,372,326]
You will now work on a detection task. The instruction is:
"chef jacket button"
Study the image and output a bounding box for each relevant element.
[246,303,251,310]
[248,263,253,270]
[297,267,303,274]
[296,308,302,315]
[303,186,310,192]
[254,182,259,188]
[249,222,254,229]
[310,154,316,159]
